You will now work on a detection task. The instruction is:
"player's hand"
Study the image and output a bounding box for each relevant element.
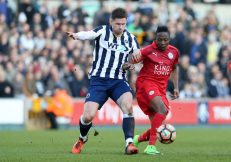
[170,89,179,100]
[122,62,135,70]
[132,50,142,63]
[65,31,77,40]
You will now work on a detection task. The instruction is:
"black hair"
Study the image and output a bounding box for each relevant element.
[156,26,170,34]
[111,8,127,20]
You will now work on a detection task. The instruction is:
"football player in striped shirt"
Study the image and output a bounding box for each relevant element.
[66,7,139,155]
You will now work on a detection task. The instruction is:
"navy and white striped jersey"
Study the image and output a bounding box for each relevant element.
[77,25,140,79]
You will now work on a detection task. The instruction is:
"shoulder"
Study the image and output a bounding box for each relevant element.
[168,45,180,56]
[123,29,136,38]
[93,25,106,32]
[141,44,154,53]
[127,31,136,38]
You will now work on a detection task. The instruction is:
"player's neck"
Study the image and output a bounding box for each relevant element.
[113,33,122,38]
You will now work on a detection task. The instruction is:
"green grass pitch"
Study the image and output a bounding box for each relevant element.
[0,126,231,162]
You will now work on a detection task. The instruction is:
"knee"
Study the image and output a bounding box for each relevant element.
[122,102,133,114]
[82,113,94,123]
[150,103,167,115]
[159,106,167,114]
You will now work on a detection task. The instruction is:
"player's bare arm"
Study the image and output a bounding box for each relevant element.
[170,64,179,100]
[122,50,142,70]
[128,50,142,64]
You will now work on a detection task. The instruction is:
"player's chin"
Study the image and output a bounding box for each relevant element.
[159,47,167,51]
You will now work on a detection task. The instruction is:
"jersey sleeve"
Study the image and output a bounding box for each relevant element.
[76,25,104,40]
[140,45,151,59]
[173,49,180,65]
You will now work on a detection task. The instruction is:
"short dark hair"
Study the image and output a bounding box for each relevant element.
[156,26,169,34]
[111,8,127,20]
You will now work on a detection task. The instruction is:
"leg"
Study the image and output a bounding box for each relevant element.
[72,101,99,154]
[117,92,134,144]
[138,129,150,142]
[116,92,138,154]
[134,87,152,146]
[110,79,135,146]
[46,112,58,129]
[72,77,109,154]
[79,101,99,141]
[143,96,167,155]
[149,96,167,145]
[133,128,150,148]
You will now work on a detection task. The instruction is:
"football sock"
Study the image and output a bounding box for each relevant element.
[79,115,92,141]
[149,113,166,145]
[138,129,150,142]
[122,114,135,146]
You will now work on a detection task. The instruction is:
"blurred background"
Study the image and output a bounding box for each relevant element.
[0,0,231,130]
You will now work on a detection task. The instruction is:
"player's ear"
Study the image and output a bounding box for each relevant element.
[109,17,113,26]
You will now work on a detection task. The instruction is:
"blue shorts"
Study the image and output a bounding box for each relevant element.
[85,77,132,109]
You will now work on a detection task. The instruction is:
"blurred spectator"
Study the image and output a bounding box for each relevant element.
[207,70,230,98]
[189,28,207,65]
[18,0,38,26]
[57,0,72,22]
[206,27,220,66]
[0,32,9,55]
[35,70,46,97]
[0,66,14,97]
[156,0,169,25]
[68,65,88,97]
[12,73,24,98]
[45,88,73,129]
[92,2,110,26]
[137,0,153,17]
[0,0,14,26]
[71,0,88,27]
[178,55,190,90]
[183,0,196,21]
[5,61,16,82]
[180,66,207,98]
[203,6,219,35]
[22,71,36,98]
[169,21,186,55]
[46,66,70,95]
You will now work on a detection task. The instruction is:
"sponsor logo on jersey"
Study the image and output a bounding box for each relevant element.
[108,42,128,52]
[154,64,171,75]
[152,52,157,56]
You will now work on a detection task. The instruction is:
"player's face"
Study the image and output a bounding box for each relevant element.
[156,32,170,51]
[110,18,127,36]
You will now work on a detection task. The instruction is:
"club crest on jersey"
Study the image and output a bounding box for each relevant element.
[152,52,157,56]
[149,90,155,95]
[168,52,173,59]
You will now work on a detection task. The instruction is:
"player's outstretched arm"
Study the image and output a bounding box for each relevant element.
[66,30,99,41]
[65,32,78,40]
[170,65,179,100]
